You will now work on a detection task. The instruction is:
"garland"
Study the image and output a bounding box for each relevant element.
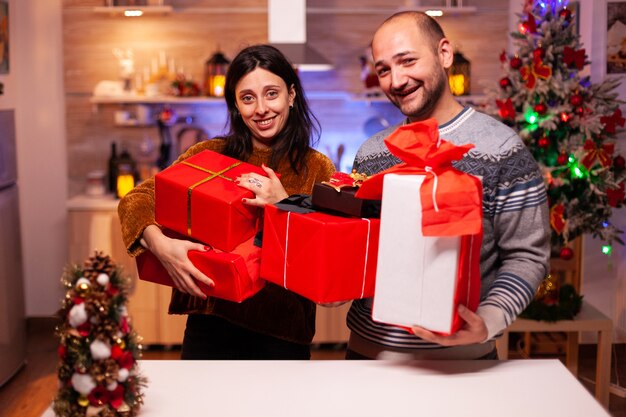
[519,283,583,322]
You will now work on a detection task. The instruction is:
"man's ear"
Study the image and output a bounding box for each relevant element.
[439,38,454,70]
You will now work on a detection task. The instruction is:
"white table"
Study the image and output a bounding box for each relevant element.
[42,359,609,417]
[496,301,613,407]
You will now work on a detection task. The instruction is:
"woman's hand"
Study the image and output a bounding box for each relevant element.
[141,225,215,299]
[236,164,288,207]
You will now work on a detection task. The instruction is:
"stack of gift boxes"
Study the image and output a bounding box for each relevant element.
[136,119,484,335]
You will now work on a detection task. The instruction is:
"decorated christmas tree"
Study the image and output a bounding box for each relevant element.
[483,0,626,260]
[54,252,146,417]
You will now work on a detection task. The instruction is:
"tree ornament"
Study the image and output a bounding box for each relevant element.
[575,106,584,115]
[569,94,583,107]
[563,46,585,70]
[510,56,523,70]
[75,278,91,296]
[557,152,568,166]
[78,396,90,407]
[614,155,626,170]
[499,77,511,88]
[538,136,550,148]
[97,273,110,286]
[533,47,545,61]
[559,8,572,21]
[534,103,547,115]
[560,246,574,260]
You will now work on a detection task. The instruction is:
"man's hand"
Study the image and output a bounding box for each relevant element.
[410,305,488,346]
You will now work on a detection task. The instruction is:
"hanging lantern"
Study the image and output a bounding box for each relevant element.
[448,51,471,96]
[116,162,135,199]
[204,50,230,97]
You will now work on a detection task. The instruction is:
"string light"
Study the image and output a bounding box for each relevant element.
[601,245,612,255]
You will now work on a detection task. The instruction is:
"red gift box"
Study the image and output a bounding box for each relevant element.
[155,149,267,252]
[260,204,380,303]
[135,235,265,303]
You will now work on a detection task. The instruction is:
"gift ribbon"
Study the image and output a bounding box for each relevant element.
[424,166,439,213]
[356,118,482,237]
[281,211,371,299]
[181,160,241,236]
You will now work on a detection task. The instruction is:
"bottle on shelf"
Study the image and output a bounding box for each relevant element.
[107,142,119,194]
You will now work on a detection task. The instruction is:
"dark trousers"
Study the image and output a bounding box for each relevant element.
[181,314,311,360]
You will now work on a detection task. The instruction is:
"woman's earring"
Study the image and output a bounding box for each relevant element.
[289,104,294,109]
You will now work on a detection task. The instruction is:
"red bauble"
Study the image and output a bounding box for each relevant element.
[534,103,547,115]
[533,47,545,61]
[538,136,550,148]
[560,247,574,260]
[570,94,583,107]
[510,57,523,70]
[499,77,511,88]
[557,153,568,165]
[575,106,585,115]
[559,8,572,21]
[614,155,626,170]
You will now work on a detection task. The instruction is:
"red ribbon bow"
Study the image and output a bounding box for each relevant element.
[600,108,626,134]
[496,98,516,120]
[550,203,566,235]
[520,57,552,89]
[581,139,615,169]
[563,46,585,70]
[355,119,483,237]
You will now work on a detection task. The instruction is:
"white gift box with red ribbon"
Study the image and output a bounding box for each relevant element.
[372,174,482,335]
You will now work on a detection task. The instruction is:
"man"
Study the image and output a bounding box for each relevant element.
[346,11,550,359]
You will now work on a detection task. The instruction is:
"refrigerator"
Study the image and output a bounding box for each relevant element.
[0,109,26,387]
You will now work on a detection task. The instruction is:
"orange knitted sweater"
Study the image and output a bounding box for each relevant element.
[118,139,335,344]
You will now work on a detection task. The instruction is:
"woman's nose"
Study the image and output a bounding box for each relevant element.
[255,99,268,114]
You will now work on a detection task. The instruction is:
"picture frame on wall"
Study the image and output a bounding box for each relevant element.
[607,0,626,74]
[0,1,8,74]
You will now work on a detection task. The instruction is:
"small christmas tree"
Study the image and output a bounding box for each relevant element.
[54,251,146,417]
[483,0,626,259]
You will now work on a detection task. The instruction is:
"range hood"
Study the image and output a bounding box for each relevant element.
[268,0,333,71]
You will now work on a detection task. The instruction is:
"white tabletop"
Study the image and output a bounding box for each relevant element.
[42,359,609,417]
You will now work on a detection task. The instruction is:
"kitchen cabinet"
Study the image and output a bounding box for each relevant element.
[67,195,350,346]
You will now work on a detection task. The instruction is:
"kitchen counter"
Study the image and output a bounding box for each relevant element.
[67,193,120,211]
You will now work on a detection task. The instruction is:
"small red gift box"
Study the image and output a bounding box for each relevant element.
[260,204,380,303]
[155,149,266,252]
[135,234,265,303]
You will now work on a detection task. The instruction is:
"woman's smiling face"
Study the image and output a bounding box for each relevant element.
[235,67,295,148]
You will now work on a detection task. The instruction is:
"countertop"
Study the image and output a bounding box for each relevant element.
[67,194,120,211]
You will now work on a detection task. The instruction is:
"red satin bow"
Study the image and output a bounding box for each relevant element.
[600,108,625,134]
[563,46,585,70]
[581,139,615,169]
[496,98,516,120]
[550,203,566,235]
[520,58,552,89]
[355,118,483,237]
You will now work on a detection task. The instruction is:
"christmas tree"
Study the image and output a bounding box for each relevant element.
[54,252,146,417]
[483,0,626,259]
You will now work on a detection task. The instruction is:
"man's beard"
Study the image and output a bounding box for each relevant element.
[388,70,447,121]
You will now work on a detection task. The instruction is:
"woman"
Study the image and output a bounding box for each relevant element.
[118,44,335,359]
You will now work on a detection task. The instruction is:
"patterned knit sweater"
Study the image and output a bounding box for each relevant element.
[118,139,336,345]
[347,107,551,351]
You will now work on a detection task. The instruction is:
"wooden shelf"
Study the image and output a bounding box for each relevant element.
[90,95,225,105]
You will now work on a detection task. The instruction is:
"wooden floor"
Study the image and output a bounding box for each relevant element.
[1,318,624,417]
